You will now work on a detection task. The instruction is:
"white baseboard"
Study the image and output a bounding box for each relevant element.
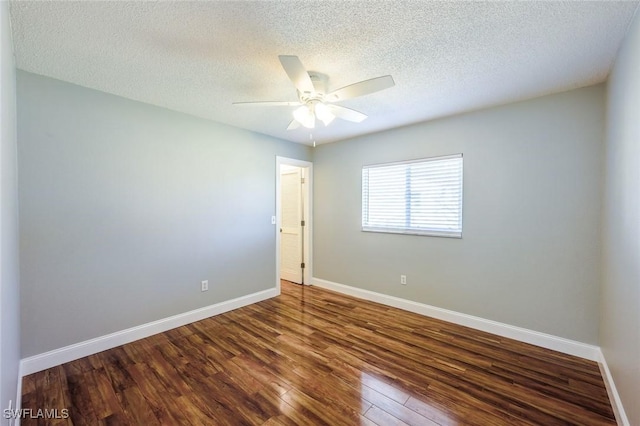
[312,277,600,361]
[20,288,278,376]
[597,349,630,426]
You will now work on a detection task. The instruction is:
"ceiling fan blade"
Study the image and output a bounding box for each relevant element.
[326,104,368,123]
[326,75,395,102]
[232,101,301,106]
[278,55,315,94]
[286,120,301,130]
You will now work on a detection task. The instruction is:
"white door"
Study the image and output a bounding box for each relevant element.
[280,167,303,284]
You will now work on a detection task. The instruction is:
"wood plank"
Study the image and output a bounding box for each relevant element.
[361,385,439,426]
[364,405,410,426]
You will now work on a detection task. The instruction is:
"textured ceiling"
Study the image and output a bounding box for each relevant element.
[8,1,639,145]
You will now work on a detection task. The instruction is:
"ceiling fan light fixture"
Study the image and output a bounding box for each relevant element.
[314,102,335,126]
[293,105,315,129]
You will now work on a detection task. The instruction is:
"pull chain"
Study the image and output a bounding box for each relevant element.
[310,133,316,148]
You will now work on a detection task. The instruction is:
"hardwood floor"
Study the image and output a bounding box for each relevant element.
[21,280,615,425]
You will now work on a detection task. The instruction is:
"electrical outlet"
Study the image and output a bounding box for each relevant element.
[400,275,407,285]
[201,280,209,292]
[271,216,276,225]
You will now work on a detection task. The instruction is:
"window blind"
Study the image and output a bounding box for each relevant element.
[362,154,463,238]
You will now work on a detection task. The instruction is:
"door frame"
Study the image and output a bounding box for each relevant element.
[275,156,313,293]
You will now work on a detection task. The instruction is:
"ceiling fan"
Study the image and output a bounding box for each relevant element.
[233,55,395,130]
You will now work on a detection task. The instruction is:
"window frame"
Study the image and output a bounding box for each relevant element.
[361,153,463,238]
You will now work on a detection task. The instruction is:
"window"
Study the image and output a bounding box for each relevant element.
[362,154,463,238]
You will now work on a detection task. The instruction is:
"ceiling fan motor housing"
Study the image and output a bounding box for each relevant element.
[299,71,328,101]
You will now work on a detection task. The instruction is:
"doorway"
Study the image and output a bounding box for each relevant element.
[276,157,312,293]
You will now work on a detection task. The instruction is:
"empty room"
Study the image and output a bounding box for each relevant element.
[1,1,639,425]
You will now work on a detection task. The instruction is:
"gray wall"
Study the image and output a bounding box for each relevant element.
[1,0,21,413]
[602,10,640,426]
[313,85,604,344]
[17,71,311,357]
